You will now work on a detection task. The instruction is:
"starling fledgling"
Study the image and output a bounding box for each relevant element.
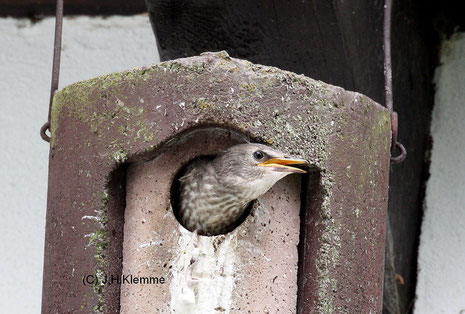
[178,143,308,235]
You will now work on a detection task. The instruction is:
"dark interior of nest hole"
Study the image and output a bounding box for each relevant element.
[296,169,325,310]
[104,163,129,312]
[170,154,255,236]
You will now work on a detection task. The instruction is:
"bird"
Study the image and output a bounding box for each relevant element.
[176,143,309,236]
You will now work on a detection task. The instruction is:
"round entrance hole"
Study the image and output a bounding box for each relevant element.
[170,154,254,236]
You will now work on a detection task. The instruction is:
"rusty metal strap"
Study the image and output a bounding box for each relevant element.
[40,0,64,142]
[384,0,407,163]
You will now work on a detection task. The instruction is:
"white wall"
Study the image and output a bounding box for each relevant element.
[415,33,465,313]
[0,15,159,313]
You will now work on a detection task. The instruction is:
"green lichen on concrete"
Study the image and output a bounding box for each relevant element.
[234,64,344,312]
[86,188,111,313]
[373,109,391,145]
[118,124,128,136]
[315,174,339,313]
[93,268,107,312]
[309,101,389,312]
[143,132,154,143]
[50,64,159,147]
[158,59,207,74]
[240,82,257,93]
[51,80,91,146]
[97,65,157,91]
[101,191,109,206]
[50,52,389,312]
[113,149,128,163]
[87,220,108,312]
[193,97,212,110]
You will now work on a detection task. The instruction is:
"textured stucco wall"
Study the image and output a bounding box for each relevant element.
[0,15,159,312]
[415,33,465,313]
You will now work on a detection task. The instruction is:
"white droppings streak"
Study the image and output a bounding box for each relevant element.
[138,240,162,249]
[169,227,237,314]
[81,215,99,221]
[261,252,271,262]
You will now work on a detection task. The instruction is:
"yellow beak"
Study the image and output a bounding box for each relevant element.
[257,157,309,173]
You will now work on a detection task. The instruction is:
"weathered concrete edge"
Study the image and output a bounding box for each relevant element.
[46,51,391,312]
[50,51,388,147]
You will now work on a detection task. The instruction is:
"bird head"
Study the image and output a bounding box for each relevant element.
[212,143,309,201]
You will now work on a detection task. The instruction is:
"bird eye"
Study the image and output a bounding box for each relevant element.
[253,151,264,160]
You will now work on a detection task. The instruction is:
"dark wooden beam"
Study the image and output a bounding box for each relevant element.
[145,0,436,312]
[382,1,436,312]
[0,0,146,17]
[433,0,465,35]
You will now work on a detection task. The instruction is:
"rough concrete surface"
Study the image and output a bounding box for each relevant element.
[121,129,301,313]
[43,51,391,312]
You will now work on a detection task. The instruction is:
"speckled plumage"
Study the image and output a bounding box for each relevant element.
[178,143,308,235]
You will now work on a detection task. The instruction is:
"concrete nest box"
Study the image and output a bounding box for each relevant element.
[43,51,391,313]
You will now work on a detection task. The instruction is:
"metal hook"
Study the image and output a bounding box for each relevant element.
[384,0,407,164]
[40,0,63,143]
[390,142,407,163]
[40,121,51,142]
